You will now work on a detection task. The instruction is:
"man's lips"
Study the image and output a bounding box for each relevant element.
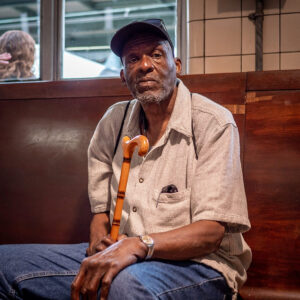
[134,78,159,92]
[137,78,157,84]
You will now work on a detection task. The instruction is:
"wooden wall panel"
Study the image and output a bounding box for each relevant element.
[181,73,246,104]
[243,90,300,292]
[0,95,128,244]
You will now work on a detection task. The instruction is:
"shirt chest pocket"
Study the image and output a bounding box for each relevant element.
[150,189,191,232]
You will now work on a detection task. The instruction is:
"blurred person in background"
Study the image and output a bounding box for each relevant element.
[0,30,35,80]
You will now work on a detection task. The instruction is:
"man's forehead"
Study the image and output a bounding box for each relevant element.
[122,34,170,55]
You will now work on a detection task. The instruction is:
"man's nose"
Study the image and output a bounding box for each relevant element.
[139,55,154,72]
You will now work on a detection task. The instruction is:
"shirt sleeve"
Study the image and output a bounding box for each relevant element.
[191,116,251,233]
[88,102,127,213]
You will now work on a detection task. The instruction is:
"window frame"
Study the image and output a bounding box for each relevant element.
[39,0,185,81]
[40,0,64,80]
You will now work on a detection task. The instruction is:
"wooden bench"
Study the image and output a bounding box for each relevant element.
[0,70,299,299]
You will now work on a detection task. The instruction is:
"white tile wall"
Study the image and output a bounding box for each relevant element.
[281,13,300,52]
[242,17,255,54]
[242,0,256,17]
[242,54,255,72]
[263,15,280,53]
[205,18,241,56]
[281,0,300,13]
[189,0,204,21]
[189,21,204,57]
[205,0,241,19]
[187,0,300,74]
[281,52,300,69]
[188,57,204,74]
[263,53,280,70]
[264,0,280,15]
[205,56,241,73]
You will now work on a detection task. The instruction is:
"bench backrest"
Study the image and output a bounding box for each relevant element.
[0,71,299,298]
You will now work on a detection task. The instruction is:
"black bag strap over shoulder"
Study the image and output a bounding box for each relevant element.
[190,93,199,160]
[113,100,131,157]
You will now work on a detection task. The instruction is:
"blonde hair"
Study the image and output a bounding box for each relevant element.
[0,30,35,79]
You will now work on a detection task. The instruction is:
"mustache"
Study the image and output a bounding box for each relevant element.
[136,76,159,83]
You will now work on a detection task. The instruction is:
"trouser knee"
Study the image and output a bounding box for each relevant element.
[108,267,155,300]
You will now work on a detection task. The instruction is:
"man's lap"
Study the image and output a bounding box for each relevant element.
[112,260,232,300]
[0,243,232,300]
[0,243,87,299]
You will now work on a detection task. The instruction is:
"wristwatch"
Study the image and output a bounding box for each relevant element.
[139,235,154,260]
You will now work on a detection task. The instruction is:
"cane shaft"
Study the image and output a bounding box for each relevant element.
[111,156,131,241]
[110,135,149,241]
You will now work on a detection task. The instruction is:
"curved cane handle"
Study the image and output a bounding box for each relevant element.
[110,135,149,241]
[122,135,149,158]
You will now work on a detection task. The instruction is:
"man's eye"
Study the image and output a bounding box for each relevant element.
[129,57,138,63]
[152,52,162,60]
[152,53,162,59]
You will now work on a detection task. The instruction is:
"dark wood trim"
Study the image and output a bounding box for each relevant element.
[0,78,131,100]
[0,73,247,103]
[240,287,300,300]
[1,70,299,101]
[179,73,247,94]
[246,70,300,91]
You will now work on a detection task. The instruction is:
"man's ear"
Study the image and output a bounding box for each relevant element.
[174,57,182,76]
[120,69,126,83]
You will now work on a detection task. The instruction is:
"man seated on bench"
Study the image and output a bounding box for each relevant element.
[0,19,251,300]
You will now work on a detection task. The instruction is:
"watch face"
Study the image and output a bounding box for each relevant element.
[142,235,154,245]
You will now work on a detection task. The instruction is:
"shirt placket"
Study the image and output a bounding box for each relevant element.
[130,154,151,216]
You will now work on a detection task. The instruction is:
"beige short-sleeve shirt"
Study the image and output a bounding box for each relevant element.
[88,80,251,295]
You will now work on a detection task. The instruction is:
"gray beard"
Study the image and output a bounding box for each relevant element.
[135,86,171,104]
[136,94,164,104]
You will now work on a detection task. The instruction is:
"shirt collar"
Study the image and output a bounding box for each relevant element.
[167,79,192,138]
[125,79,193,139]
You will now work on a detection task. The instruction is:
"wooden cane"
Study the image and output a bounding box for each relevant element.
[110,135,149,241]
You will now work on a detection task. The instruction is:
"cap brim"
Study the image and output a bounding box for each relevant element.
[110,21,172,57]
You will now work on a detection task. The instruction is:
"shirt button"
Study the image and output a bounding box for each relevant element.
[139,178,144,183]
[132,206,137,212]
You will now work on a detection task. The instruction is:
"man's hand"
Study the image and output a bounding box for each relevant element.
[86,234,127,256]
[0,53,11,64]
[71,237,147,300]
[87,213,110,256]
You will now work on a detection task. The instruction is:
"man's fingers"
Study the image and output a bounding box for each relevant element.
[71,263,86,300]
[80,260,101,300]
[89,234,126,255]
[85,273,102,300]
[71,279,81,300]
[102,236,115,246]
[95,236,114,252]
[80,292,88,300]
[117,234,127,241]
[95,244,106,252]
[86,245,97,256]
[100,270,116,300]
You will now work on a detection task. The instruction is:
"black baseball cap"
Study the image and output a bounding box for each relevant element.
[110,19,174,58]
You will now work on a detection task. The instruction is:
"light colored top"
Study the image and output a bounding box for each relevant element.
[88,80,251,295]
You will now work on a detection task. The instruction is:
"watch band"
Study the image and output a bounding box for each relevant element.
[139,235,154,260]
